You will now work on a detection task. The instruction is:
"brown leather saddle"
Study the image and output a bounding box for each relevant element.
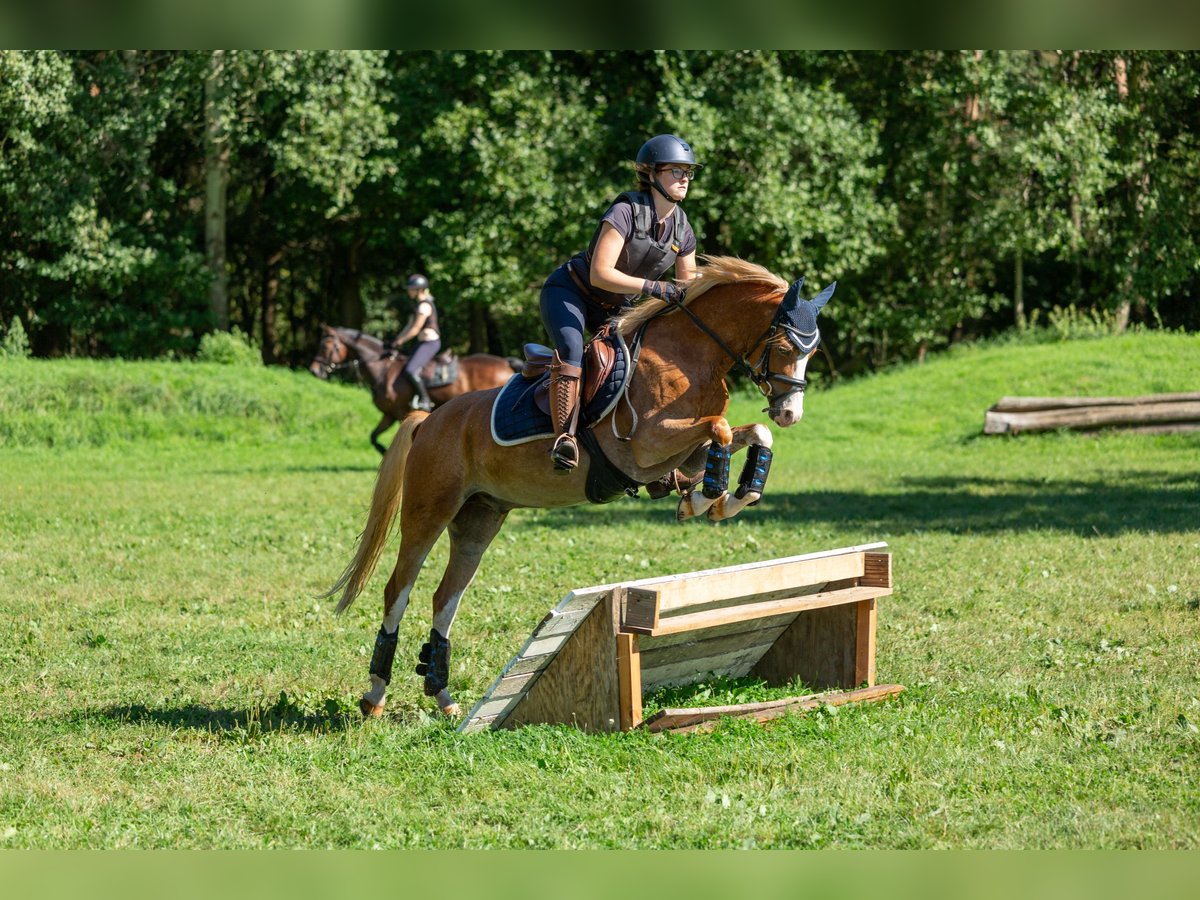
[520,325,619,417]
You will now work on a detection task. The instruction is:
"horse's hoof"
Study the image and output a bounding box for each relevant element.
[359,696,385,718]
[440,702,461,718]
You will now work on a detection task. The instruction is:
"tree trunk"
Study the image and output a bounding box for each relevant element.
[1014,249,1025,328]
[260,248,283,364]
[469,302,487,354]
[335,241,364,328]
[204,51,230,331]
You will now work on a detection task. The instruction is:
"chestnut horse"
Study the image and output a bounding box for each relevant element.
[308,326,519,453]
[324,257,834,718]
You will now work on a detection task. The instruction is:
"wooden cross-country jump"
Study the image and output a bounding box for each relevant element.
[460,542,902,735]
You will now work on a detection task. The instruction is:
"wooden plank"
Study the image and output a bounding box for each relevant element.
[650,552,868,615]
[984,400,1200,435]
[854,598,877,687]
[624,588,659,633]
[616,633,643,731]
[641,642,775,691]
[637,611,800,651]
[505,591,621,732]
[458,586,613,733]
[503,653,556,678]
[990,393,1200,412]
[861,552,891,589]
[638,623,789,670]
[617,543,886,626]
[1118,423,1200,435]
[642,684,905,734]
[625,584,890,637]
[470,693,525,721]
[751,602,860,689]
[489,672,536,699]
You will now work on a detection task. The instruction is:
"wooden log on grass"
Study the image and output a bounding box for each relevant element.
[641,683,905,734]
[990,392,1200,413]
[984,398,1200,435]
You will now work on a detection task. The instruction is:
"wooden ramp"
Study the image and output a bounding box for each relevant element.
[459,543,900,734]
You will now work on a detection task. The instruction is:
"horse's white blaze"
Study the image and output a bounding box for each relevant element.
[772,352,811,427]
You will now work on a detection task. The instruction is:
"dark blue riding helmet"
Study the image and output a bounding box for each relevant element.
[406,274,429,290]
[635,134,703,169]
[777,277,836,354]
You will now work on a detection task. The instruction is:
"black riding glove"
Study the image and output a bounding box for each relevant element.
[642,279,684,304]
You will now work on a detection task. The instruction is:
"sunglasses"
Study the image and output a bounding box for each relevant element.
[659,166,698,181]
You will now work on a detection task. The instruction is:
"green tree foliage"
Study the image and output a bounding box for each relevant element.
[1,51,1196,371]
[196,326,261,366]
[1,317,32,358]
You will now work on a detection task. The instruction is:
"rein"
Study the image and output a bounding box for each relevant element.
[659,292,810,403]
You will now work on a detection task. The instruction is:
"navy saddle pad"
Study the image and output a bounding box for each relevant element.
[491,333,631,446]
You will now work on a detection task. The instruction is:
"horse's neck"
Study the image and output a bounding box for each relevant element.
[645,286,776,375]
[340,330,385,361]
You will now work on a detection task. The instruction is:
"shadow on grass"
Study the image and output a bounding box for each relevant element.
[525,470,1199,536]
[100,700,360,734]
[200,463,379,476]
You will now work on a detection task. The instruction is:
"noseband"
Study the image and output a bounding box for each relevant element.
[312,333,349,377]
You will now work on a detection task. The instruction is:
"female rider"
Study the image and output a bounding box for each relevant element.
[390,274,442,411]
[539,133,701,471]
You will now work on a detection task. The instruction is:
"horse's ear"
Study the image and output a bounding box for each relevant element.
[781,276,806,311]
[811,281,836,313]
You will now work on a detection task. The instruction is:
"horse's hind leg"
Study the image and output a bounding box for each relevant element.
[417,496,510,717]
[360,489,462,717]
[370,414,396,455]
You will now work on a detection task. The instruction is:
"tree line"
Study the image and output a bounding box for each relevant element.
[2,50,1197,375]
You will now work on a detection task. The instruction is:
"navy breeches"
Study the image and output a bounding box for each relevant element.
[539,265,611,368]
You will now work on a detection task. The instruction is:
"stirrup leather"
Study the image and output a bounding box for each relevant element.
[548,351,583,470]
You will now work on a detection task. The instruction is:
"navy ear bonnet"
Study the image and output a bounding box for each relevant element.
[776,277,836,354]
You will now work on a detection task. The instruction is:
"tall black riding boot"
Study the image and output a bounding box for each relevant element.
[405,371,434,411]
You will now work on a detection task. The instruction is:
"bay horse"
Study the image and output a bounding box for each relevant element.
[324,257,834,719]
[308,326,519,453]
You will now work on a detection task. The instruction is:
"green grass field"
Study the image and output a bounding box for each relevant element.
[1,332,1198,848]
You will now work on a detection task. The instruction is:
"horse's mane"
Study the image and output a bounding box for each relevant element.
[613,255,787,338]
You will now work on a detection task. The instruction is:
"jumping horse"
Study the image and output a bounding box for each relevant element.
[324,257,835,719]
[308,326,519,453]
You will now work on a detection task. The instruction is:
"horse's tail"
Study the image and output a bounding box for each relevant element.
[324,412,428,614]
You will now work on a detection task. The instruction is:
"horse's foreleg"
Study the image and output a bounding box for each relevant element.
[705,423,774,521]
[417,497,509,718]
[370,415,396,455]
[677,423,774,522]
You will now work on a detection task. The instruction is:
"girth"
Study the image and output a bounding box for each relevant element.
[577,427,641,504]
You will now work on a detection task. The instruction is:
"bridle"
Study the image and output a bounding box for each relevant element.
[312,332,353,378]
[659,293,813,410]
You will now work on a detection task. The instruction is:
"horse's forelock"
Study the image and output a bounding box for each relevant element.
[614,256,787,337]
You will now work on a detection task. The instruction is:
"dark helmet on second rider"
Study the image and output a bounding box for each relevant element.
[635,134,703,170]
[406,274,429,290]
